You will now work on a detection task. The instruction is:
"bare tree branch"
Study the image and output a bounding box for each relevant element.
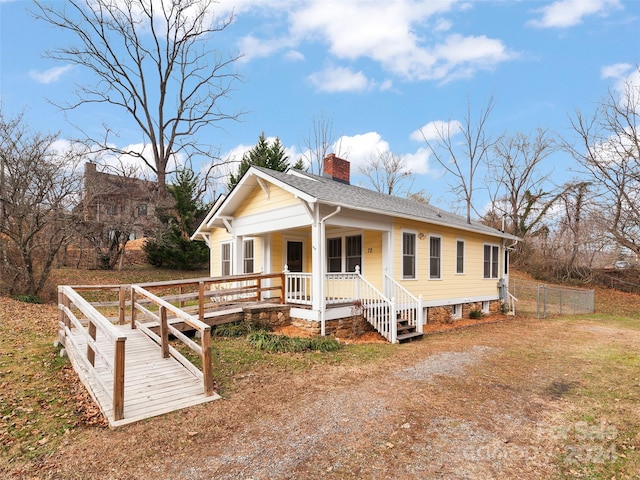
[33,0,242,193]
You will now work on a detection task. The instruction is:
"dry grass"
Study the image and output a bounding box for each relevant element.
[1,268,639,479]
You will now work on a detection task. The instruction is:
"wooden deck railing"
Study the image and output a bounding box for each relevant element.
[130,285,215,396]
[58,286,127,420]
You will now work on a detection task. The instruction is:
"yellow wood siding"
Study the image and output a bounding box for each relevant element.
[393,220,500,301]
[363,230,383,291]
[234,184,299,217]
[270,233,283,273]
[209,228,232,277]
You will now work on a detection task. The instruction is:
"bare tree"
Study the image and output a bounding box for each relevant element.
[421,96,497,224]
[359,150,429,202]
[486,129,558,238]
[299,111,345,174]
[566,67,640,256]
[0,112,83,297]
[34,0,242,194]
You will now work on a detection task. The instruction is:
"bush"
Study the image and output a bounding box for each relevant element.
[12,294,42,304]
[469,309,483,319]
[246,331,341,353]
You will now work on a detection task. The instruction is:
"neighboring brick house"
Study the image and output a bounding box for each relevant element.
[81,162,160,240]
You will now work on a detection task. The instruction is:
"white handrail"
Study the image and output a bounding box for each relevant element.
[383,273,423,333]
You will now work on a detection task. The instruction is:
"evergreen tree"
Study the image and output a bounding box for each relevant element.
[144,168,210,269]
[228,132,292,189]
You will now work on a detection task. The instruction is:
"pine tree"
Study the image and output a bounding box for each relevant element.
[144,168,210,269]
[228,132,292,189]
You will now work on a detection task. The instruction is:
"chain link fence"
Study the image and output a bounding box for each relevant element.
[509,278,594,319]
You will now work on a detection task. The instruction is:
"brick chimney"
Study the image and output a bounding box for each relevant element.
[323,154,350,184]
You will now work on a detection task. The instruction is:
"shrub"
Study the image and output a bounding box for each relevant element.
[247,331,341,353]
[469,309,483,319]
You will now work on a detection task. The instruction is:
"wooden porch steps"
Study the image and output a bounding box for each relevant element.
[397,318,423,343]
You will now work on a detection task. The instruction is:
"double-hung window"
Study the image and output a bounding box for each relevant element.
[243,239,254,273]
[221,243,231,276]
[429,236,441,279]
[483,244,500,279]
[402,232,416,279]
[327,234,362,272]
[345,235,362,272]
[327,237,342,272]
[456,240,465,274]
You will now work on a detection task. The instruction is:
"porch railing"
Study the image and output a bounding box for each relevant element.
[383,273,423,334]
[283,268,313,305]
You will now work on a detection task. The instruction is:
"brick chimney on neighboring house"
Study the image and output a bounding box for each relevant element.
[323,153,350,184]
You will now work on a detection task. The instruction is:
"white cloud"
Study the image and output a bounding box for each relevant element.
[433,18,453,33]
[284,50,305,62]
[410,120,463,142]
[400,148,431,175]
[528,0,622,29]
[29,65,73,84]
[308,66,372,93]
[601,62,632,79]
[333,132,390,170]
[236,0,515,85]
[601,63,640,108]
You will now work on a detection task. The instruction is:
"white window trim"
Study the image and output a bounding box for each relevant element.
[428,235,442,280]
[455,238,465,275]
[243,238,255,274]
[221,241,233,276]
[326,231,363,273]
[451,304,462,320]
[401,229,418,280]
[483,243,500,279]
[482,301,490,314]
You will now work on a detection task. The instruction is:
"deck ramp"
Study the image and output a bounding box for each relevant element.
[67,324,221,428]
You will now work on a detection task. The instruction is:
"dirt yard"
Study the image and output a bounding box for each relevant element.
[2,283,640,479]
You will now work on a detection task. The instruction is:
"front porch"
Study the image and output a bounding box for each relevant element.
[283,266,423,343]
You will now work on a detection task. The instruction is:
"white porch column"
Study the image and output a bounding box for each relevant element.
[233,235,243,275]
[311,205,323,313]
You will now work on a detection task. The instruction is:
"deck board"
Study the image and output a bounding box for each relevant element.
[67,324,220,428]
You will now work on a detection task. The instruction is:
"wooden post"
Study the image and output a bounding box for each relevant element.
[159,306,169,358]
[113,337,126,421]
[280,272,286,304]
[118,286,126,325]
[198,281,205,323]
[130,288,137,329]
[87,321,96,366]
[201,326,214,396]
[256,277,262,301]
[179,285,185,308]
[62,291,71,329]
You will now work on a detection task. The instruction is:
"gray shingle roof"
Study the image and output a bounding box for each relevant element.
[251,166,518,241]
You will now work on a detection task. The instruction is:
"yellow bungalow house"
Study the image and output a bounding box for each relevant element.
[192,155,518,343]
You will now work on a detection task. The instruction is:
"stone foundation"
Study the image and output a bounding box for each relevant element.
[243,304,291,328]
[426,300,502,325]
[290,315,373,339]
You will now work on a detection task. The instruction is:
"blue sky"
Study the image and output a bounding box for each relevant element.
[1,0,639,212]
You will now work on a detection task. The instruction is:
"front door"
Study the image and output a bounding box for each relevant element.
[286,240,304,299]
[286,241,303,272]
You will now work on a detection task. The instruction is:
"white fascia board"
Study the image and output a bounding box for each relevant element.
[251,167,317,204]
[324,208,393,232]
[191,194,226,240]
[233,204,313,237]
[316,199,519,242]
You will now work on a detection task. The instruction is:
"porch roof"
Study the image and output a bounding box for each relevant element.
[192,166,519,242]
[251,167,519,241]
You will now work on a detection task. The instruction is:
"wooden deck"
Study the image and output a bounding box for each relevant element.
[67,323,221,428]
